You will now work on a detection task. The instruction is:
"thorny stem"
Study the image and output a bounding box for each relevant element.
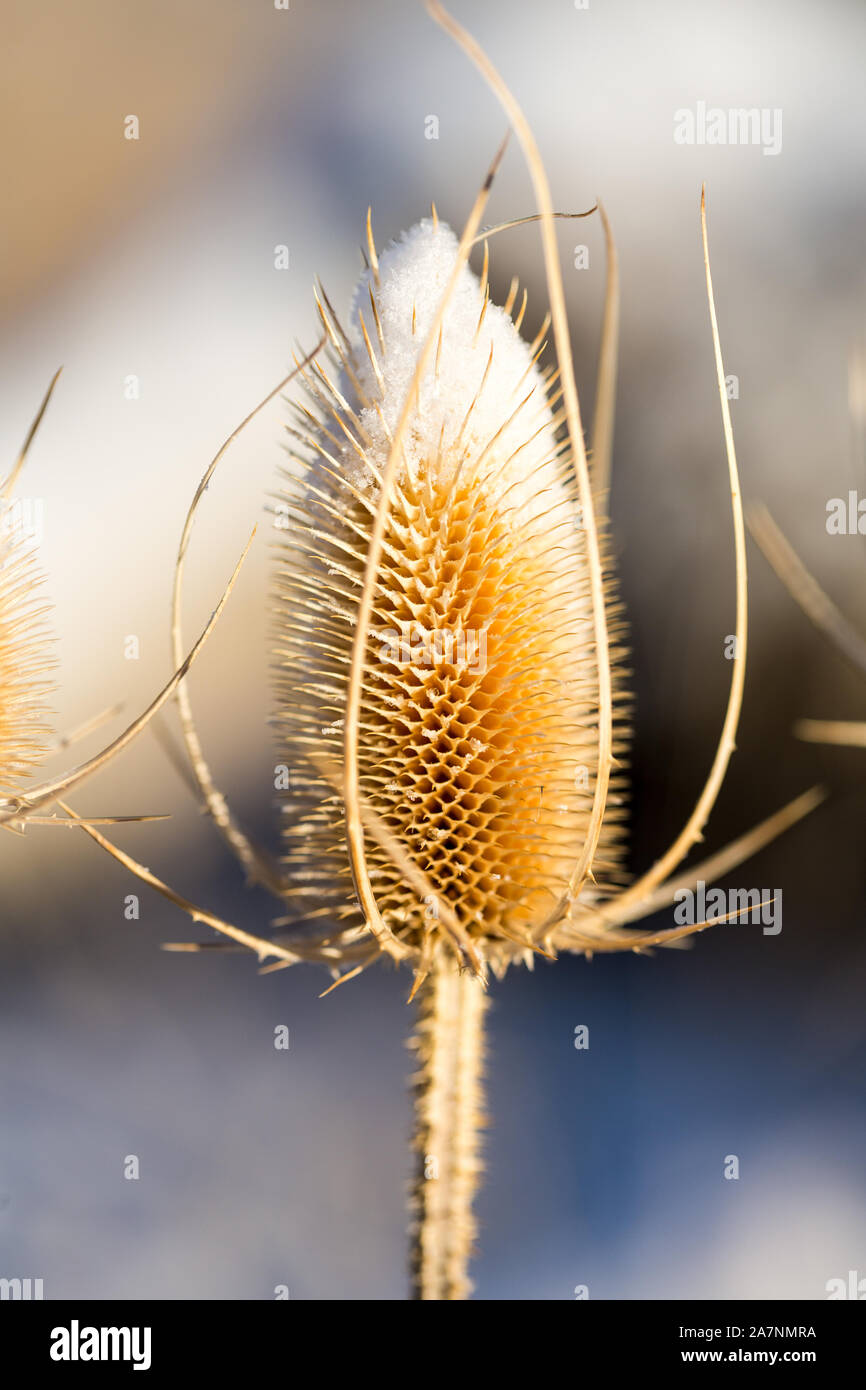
[409,948,489,1301]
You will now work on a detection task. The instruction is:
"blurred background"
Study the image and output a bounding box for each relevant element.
[1,0,864,1300]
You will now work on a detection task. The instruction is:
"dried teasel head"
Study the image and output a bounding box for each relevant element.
[0,531,54,795]
[0,373,251,835]
[136,9,819,995]
[274,216,630,980]
[0,384,56,800]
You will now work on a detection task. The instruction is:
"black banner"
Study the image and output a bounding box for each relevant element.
[1,1298,862,1374]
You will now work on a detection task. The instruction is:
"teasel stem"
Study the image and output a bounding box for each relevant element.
[409,947,490,1301]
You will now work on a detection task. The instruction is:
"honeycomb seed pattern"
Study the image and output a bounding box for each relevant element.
[272,222,630,969]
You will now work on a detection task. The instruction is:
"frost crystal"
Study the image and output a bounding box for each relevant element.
[344,219,563,516]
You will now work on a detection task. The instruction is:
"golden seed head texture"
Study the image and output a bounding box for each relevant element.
[0,519,53,797]
[274,218,629,971]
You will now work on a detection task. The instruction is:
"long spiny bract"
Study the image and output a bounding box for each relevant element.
[272,218,630,977]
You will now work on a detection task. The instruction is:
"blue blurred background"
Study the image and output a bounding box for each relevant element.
[1,0,864,1299]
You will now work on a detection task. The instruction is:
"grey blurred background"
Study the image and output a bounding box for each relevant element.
[1,0,864,1300]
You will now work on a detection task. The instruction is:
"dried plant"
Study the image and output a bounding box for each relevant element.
[0,375,56,800]
[66,1,825,1300]
[0,374,249,838]
[749,351,866,755]
[749,505,866,749]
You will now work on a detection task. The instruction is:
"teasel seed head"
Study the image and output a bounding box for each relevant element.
[0,416,55,802]
[0,538,53,794]
[273,216,629,978]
